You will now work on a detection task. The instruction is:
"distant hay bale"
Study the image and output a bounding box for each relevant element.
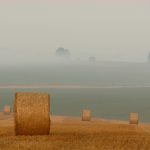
[82,110,91,121]
[14,92,50,135]
[3,105,11,115]
[129,113,139,125]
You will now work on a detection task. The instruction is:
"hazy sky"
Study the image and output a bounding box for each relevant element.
[0,0,150,63]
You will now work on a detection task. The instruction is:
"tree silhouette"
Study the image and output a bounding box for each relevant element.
[56,47,71,58]
[89,56,96,63]
[148,52,150,62]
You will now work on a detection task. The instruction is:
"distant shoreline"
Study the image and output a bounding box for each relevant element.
[1,85,150,89]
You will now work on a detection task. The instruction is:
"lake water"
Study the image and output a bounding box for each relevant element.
[1,63,150,122]
[1,87,150,123]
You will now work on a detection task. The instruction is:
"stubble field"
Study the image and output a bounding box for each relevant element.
[0,113,150,150]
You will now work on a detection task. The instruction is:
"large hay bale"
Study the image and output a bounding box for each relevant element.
[3,105,11,115]
[129,113,139,125]
[82,110,91,121]
[14,92,50,135]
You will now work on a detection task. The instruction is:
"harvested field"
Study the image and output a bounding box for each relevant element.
[0,113,150,150]
[3,106,11,115]
[14,92,50,135]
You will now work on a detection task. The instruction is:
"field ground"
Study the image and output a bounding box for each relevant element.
[1,113,150,150]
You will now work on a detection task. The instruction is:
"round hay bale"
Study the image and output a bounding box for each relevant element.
[82,110,91,121]
[14,92,50,135]
[129,113,139,125]
[3,105,11,115]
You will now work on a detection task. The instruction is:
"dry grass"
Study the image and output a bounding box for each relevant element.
[3,106,11,115]
[82,110,91,121]
[14,92,50,135]
[1,114,150,150]
[129,113,139,125]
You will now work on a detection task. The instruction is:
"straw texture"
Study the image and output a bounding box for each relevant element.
[3,105,11,115]
[129,113,139,125]
[82,110,91,121]
[14,92,50,135]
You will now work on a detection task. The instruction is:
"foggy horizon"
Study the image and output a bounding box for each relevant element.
[0,1,150,64]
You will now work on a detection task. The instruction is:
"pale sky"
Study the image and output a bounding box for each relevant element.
[0,0,150,63]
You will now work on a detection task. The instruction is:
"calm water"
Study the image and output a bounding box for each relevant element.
[1,87,150,122]
[1,63,150,122]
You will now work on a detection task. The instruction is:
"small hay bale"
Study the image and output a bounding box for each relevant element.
[129,113,139,125]
[3,105,11,115]
[82,110,91,121]
[14,92,50,135]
